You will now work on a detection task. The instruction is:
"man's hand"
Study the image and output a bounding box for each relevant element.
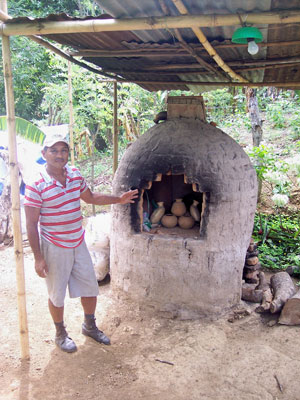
[119,189,139,204]
[35,258,48,278]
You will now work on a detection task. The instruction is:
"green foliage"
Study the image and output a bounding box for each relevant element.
[8,0,101,18]
[0,116,45,144]
[288,111,300,140]
[0,1,102,121]
[203,88,246,124]
[0,36,57,120]
[265,103,286,128]
[247,144,276,181]
[247,144,291,195]
[253,213,300,271]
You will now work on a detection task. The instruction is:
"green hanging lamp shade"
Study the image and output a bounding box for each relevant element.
[232,26,263,44]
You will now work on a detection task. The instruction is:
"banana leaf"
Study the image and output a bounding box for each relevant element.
[0,116,45,145]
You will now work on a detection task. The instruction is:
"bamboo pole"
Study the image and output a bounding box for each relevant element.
[157,0,227,80]
[158,0,225,79]
[171,0,247,83]
[1,10,300,36]
[68,61,75,166]
[0,3,30,360]
[0,9,117,80]
[113,82,118,174]
[174,27,227,79]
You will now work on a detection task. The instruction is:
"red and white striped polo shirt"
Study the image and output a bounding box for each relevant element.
[24,165,88,248]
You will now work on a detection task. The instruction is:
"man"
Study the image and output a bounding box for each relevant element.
[24,133,138,353]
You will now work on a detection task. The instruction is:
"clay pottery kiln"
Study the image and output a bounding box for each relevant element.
[150,201,165,224]
[161,214,178,228]
[111,96,257,319]
[178,214,195,229]
[171,198,186,217]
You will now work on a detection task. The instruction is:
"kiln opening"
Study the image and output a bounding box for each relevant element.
[136,173,209,238]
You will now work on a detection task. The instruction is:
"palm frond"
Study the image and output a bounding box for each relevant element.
[0,116,45,145]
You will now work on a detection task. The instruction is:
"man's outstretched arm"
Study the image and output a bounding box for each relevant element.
[80,188,138,206]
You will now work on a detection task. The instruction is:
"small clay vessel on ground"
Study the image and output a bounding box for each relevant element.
[171,198,186,217]
[161,214,178,228]
[178,213,195,229]
[190,200,200,222]
[150,202,165,224]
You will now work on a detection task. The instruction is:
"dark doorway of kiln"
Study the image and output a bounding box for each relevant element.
[139,173,207,239]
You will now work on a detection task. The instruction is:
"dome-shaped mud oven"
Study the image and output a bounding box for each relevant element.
[111,96,257,319]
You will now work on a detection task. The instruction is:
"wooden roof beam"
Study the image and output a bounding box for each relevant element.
[171,0,247,83]
[1,10,300,36]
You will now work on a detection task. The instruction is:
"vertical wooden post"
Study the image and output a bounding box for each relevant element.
[113,81,118,174]
[91,130,96,216]
[1,1,30,360]
[68,61,75,165]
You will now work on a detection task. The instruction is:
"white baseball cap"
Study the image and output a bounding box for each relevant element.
[43,133,69,149]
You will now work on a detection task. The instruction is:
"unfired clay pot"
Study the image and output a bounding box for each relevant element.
[150,201,165,224]
[178,214,195,229]
[171,198,186,217]
[161,214,178,228]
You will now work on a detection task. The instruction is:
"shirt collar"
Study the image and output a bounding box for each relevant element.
[40,164,71,184]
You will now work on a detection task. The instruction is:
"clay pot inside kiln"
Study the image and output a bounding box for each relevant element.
[150,201,165,224]
[161,214,178,228]
[178,214,195,229]
[190,200,200,222]
[171,198,186,216]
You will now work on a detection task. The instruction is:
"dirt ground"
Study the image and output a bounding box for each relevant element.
[1,245,300,400]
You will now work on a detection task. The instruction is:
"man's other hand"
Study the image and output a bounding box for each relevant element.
[35,258,48,278]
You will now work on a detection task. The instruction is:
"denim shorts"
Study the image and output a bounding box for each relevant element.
[41,239,99,307]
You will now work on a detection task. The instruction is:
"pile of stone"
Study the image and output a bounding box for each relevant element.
[241,238,300,325]
[243,238,261,285]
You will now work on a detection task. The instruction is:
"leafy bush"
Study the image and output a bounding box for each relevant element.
[253,213,300,271]
[265,103,286,128]
[289,112,300,140]
[247,144,291,198]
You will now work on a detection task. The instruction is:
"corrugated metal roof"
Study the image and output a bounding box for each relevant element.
[5,0,300,91]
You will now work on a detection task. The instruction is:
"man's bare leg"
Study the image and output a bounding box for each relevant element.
[48,298,64,322]
[81,296,97,314]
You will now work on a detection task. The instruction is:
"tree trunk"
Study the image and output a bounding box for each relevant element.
[246,87,263,199]
[246,87,263,147]
[270,271,297,314]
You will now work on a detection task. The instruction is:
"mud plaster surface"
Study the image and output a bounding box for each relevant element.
[1,245,300,400]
